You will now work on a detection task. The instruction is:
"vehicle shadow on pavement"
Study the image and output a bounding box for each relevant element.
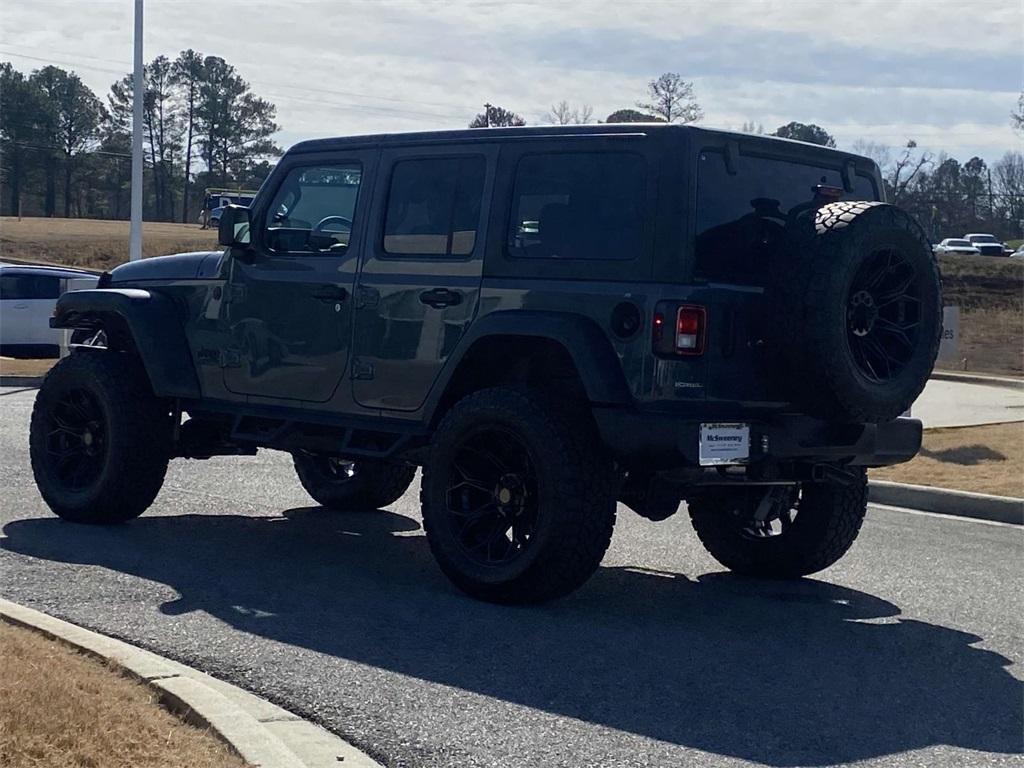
[3,507,1021,766]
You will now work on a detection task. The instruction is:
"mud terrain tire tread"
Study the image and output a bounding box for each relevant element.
[687,469,868,578]
[293,454,416,510]
[29,351,171,524]
[421,387,616,604]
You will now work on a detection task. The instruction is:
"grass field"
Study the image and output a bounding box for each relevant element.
[0,216,217,271]
[0,622,247,768]
[1,216,1021,374]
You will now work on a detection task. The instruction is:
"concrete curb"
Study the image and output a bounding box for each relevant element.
[869,481,1023,525]
[0,598,383,768]
[0,375,44,387]
[930,370,1024,390]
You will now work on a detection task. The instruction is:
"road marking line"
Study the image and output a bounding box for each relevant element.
[869,503,1020,529]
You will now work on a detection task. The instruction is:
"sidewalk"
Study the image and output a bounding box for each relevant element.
[910,377,1024,428]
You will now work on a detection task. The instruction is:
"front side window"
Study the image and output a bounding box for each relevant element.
[383,156,485,257]
[695,151,878,283]
[507,152,646,260]
[265,164,362,254]
[0,273,60,299]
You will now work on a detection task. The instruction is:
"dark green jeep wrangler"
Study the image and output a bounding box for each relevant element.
[29,124,941,603]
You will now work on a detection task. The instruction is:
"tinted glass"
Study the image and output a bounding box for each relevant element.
[265,164,361,253]
[508,152,645,260]
[0,273,60,299]
[695,151,878,282]
[383,156,485,256]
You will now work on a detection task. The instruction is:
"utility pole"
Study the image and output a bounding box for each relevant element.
[129,0,144,261]
[483,103,492,128]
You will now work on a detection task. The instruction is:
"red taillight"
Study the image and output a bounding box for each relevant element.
[674,305,706,355]
[653,303,706,357]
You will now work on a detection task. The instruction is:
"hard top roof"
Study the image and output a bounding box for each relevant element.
[287,123,873,165]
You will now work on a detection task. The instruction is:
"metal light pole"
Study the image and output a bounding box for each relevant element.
[129,0,144,261]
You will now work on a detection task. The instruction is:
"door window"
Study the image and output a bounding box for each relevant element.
[264,164,362,254]
[0,273,60,299]
[507,152,646,260]
[382,156,485,257]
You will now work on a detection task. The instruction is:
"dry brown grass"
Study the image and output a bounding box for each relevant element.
[934,254,1024,376]
[0,622,249,768]
[872,421,1024,498]
[0,357,55,377]
[0,216,218,272]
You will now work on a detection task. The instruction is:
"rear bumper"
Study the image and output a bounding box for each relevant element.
[593,408,922,468]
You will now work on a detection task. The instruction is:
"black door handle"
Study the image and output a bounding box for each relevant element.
[419,288,462,308]
[311,285,348,302]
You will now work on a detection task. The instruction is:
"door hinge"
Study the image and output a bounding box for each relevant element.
[219,348,243,368]
[352,357,374,380]
[223,284,246,304]
[354,286,379,309]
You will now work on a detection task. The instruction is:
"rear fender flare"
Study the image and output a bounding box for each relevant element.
[51,288,200,399]
[424,310,633,422]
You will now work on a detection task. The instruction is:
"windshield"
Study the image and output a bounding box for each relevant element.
[968,235,997,243]
[694,150,878,283]
[946,239,971,247]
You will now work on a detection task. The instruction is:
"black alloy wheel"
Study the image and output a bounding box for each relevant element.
[44,388,108,492]
[845,246,923,384]
[444,426,540,566]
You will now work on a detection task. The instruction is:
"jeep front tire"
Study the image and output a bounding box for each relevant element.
[29,351,171,524]
[421,387,617,604]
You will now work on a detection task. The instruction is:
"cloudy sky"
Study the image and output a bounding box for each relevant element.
[2,0,1021,162]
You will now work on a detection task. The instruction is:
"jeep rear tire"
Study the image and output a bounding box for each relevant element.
[779,202,941,422]
[292,453,415,510]
[421,387,617,604]
[687,470,867,578]
[29,351,171,524]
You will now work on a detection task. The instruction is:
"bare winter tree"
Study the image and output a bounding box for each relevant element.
[636,73,703,124]
[887,140,933,204]
[1013,92,1024,135]
[547,100,594,125]
[740,120,764,134]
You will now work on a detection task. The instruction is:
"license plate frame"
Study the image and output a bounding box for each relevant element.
[699,422,751,466]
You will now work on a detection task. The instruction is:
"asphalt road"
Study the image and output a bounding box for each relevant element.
[1,385,1022,768]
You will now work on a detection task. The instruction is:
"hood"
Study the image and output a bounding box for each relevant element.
[109,250,224,283]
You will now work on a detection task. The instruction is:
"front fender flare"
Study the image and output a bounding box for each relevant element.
[51,288,200,399]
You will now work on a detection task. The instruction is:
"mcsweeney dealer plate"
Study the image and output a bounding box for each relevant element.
[699,422,750,466]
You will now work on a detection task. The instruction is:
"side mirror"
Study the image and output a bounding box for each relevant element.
[218,205,252,248]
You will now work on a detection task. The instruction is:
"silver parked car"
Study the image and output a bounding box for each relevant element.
[932,238,981,256]
[0,264,99,358]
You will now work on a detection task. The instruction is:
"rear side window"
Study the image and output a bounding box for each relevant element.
[507,152,645,260]
[695,151,878,283]
[383,156,485,257]
[0,273,60,299]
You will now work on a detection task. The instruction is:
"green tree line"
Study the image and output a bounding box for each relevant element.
[1,53,280,223]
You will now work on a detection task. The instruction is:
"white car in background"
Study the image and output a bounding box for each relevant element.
[0,264,99,358]
[932,238,980,256]
[963,233,1009,257]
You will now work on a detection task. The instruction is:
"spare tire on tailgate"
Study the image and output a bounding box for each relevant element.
[777,201,942,423]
